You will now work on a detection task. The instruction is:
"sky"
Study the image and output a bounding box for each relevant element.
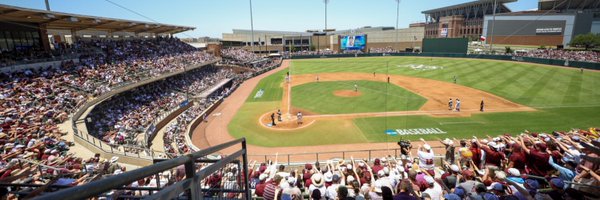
[0,0,538,38]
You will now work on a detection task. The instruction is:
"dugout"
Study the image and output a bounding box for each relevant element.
[422,38,468,54]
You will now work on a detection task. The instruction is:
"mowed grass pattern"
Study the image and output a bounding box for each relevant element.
[291,57,600,107]
[246,69,287,102]
[291,80,427,114]
[227,57,600,146]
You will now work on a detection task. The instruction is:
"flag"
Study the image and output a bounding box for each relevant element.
[480,36,486,41]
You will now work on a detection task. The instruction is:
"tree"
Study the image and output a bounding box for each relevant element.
[505,46,513,54]
[570,33,600,50]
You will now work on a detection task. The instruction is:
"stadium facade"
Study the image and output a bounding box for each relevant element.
[421,0,516,40]
[481,0,600,47]
[221,26,424,53]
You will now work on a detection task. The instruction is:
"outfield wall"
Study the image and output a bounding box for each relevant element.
[289,53,600,70]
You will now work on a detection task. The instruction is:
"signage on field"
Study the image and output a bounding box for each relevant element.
[385,129,397,135]
[394,128,447,135]
[254,89,264,99]
[398,64,444,71]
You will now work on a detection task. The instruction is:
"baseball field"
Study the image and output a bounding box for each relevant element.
[226,56,600,147]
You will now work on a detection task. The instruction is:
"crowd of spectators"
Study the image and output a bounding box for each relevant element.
[163,105,202,158]
[221,48,261,64]
[86,66,233,150]
[513,49,600,63]
[0,37,219,198]
[226,128,600,200]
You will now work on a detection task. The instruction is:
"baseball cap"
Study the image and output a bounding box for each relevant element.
[550,178,564,189]
[462,170,474,178]
[444,194,461,200]
[484,193,500,200]
[424,175,435,184]
[507,168,520,177]
[423,144,431,150]
[488,183,504,191]
[525,179,539,190]
[450,165,460,172]
[454,187,466,198]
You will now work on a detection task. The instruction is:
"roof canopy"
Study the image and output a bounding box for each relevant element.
[422,0,516,14]
[538,0,600,11]
[0,4,194,34]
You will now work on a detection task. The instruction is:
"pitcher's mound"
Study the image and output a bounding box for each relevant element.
[333,90,362,97]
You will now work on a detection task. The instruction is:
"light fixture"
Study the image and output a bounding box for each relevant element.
[42,14,55,19]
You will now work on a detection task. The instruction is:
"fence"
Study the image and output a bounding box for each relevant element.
[289,52,600,70]
[33,138,251,200]
[247,146,449,166]
[71,59,220,161]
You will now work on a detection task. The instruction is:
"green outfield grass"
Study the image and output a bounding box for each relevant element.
[228,56,600,146]
[291,80,427,114]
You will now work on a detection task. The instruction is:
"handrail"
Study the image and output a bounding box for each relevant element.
[33,138,248,200]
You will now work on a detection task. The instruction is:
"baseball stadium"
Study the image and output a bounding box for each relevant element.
[1,0,600,199]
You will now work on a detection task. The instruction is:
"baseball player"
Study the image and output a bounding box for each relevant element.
[270,113,276,126]
[277,109,282,121]
[448,98,453,111]
[455,98,461,112]
[296,112,303,125]
[480,99,484,112]
[316,75,320,83]
[354,83,358,92]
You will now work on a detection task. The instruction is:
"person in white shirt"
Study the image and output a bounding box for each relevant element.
[423,176,443,200]
[418,144,435,175]
[325,174,341,200]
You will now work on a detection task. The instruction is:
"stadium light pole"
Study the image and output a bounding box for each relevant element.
[324,0,330,31]
[45,0,51,11]
[395,0,401,51]
[249,0,255,53]
[489,0,497,52]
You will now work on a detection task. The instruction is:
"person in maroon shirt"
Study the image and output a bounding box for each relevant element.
[470,141,483,168]
[508,143,527,173]
[372,158,384,174]
[520,137,552,176]
[263,175,282,200]
[480,142,506,168]
[255,174,268,197]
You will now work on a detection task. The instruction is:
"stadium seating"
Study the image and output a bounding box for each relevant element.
[2,36,598,199]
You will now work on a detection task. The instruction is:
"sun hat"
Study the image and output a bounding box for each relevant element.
[373,181,383,193]
[324,172,333,182]
[311,173,324,187]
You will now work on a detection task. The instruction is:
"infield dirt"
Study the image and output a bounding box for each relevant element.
[192,60,536,162]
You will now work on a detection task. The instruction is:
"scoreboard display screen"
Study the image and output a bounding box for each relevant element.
[340,35,366,50]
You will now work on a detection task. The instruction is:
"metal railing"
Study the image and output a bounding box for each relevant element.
[71,59,220,160]
[33,138,250,200]
[247,146,448,166]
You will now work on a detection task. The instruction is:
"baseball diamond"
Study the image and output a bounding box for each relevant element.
[192,57,600,151]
